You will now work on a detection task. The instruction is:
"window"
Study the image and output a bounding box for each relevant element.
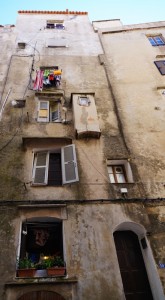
[46,20,65,30]
[43,68,62,88]
[32,144,79,186]
[148,35,165,46]
[17,42,26,49]
[33,67,62,91]
[108,165,127,183]
[154,60,165,75]
[37,100,61,123]
[79,96,90,107]
[19,217,64,275]
[107,160,134,183]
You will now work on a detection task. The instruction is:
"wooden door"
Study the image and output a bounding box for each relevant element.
[18,291,65,300]
[114,231,153,300]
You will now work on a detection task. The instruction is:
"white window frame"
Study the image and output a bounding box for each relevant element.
[37,100,61,123]
[107,159,134,183]
[32,144,79,186]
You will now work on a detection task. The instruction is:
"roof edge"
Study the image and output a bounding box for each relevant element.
[18,9,88,15]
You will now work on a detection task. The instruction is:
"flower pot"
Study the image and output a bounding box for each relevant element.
[47,267,66,276]
[17,268,36,278]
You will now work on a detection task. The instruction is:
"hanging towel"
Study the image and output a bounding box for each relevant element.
[33,70,44,91]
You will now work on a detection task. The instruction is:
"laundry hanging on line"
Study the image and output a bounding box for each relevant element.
[33,70,44,91]
[33,69,62,91]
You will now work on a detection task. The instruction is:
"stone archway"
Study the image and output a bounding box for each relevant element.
[18,291,65,300]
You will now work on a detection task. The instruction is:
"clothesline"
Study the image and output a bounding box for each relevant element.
[33,69,62,91]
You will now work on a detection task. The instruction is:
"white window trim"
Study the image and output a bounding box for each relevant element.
[107,159,134,183]
[37,100,61,123]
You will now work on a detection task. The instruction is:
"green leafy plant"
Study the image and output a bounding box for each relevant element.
[17,257,35,269]
[44,256,65,268]
[53,256,65,267]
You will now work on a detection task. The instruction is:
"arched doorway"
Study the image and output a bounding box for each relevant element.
[18,291,65,300]
[114,231,153,300]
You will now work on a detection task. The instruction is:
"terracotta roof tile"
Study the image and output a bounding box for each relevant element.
[18,10,88,15]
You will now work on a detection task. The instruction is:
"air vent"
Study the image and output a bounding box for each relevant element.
[18,42,26,49]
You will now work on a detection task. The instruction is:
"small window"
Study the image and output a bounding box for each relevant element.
[107,160,134,183]
[46,20,65,30]
[32,144,79,186]
[37,100,61,123]
[108,165,127,183]
[79,96,90,107]
[154,60,165,75]
[18,42,26,49]
[148,35,165,46]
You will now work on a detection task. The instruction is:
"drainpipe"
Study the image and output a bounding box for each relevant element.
[0,88,12,120]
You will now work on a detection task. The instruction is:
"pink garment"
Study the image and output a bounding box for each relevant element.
[33,70,44,91]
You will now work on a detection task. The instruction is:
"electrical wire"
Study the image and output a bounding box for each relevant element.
[76,141,110,183]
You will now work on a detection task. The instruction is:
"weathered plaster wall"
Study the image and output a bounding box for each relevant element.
[1,201,163,300]
[99,22,165,199]
[0,13,164,300]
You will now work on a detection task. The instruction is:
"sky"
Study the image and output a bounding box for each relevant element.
[0,0,165,26]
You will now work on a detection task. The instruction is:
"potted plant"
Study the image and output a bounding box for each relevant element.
[17,257,36,278]
[45,256,66,276]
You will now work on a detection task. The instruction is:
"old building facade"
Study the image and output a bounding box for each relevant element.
[0,10,164,300]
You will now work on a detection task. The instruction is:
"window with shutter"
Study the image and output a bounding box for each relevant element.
[33,152,49,185]
[32,145,79,186]
[154,60,165,75]
[37,100,61,123]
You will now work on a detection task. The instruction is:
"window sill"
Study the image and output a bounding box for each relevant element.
[110,182,135,184]
[31,184,62,187]
[6,276,78,286]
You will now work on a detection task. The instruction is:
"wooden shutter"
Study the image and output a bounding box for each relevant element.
[61,144,79,184]
[32,152,49,185]
[38,101,49,122]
